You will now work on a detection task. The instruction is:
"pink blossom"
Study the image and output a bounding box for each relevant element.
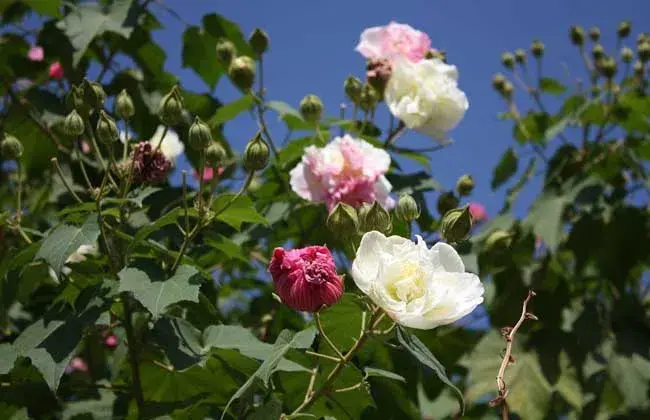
[66,357,88,373]
[104,334,118,349]
[81,141,91,154]
[289,135,394,210]
[48,61,64,79]
[356,22,431,63]
[192,166,224,182]
[468,202,487,224]
[27,46,44,62]
[269,246,343,313]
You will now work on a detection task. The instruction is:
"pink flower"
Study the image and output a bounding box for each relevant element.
[81,141,91,154]
[131,141,172,183]
[48,61,64,79]
[356,22,431,63]
[269,246,343,313]
[104,334,118,349]
[289,135,394,210]
[66,357,88,373]
[27,46,44,62]
[192,166,224,182]
[468,202,487,224]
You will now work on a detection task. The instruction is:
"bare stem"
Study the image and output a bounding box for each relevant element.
[51,158,83,203]
[315,311,344,360]
[122,293,145,416]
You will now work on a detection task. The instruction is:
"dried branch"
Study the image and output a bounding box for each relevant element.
[489,290,537,420]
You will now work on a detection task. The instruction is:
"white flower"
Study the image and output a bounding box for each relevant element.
[351,231,484,329]
[62,244,98,275]
[148,125,184,160]
[385,58,468,144]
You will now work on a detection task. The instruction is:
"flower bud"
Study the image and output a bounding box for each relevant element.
[395,194,420,223]
[437,191,459,216]
[216,39,237,65]
[359,201,392,234]
[96,111,119,143]
[66,84,85,113]
[344,76,363,104]
[621,47,634,63]
[638,42,650,63]
[592,44,605,61]
[359,84,380,112]
[104,334,118,349]
[327,202,359,238]
[456,174,475,196]
[569,25,585,45]
[492,73,506,91]
[205,142,227,167]
[637,33,649,47]
[243,131,270,172]
[0,134,23,160]
[228,56,256,91]
[64,109,85,136]
[617,21,631,39]
[501,52,515,69]
[366,58,392,95]
[188,116,212,150]
[634,61,644,77]
[82,78,105,111]
[299,94,324,123]
[599,56,617,79]
[441,206,472,243]
[484,229,513,252]
[249,28,269,55]
[588,27,600,42]
[531,40,545,58]
[514,49,526,64]
[115,89,135,119]
[159,86,185,126]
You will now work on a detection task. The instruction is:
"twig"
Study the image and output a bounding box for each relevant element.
[122,293,145,415]
[383,121,406,147]
[51,158,83,203]
[315,311,344,360]
[303,367,318,403]
[489,290,538,420]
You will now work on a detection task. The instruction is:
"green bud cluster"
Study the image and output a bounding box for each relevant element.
[0,133,23,160]
[359,201,392,234]
[327,202,359,238]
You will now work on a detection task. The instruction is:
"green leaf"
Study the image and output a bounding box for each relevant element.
[212,193,268,231]
[545,94,597,142]
[608,352,650,409]
[118,265,202,318]
[491,147,518,190]
[318,293,366,356]
[514,112,552,144]
[182,26,224,89]
[129,207,185,251]
[502,157,538,212]
[523,193,566,252]
[555,352,582,410]
[266,101,313,130]
[220,327,316,420]
[278,136,321,168]
[202,13,254,58]
[208,94,255,127]
[62,389,116,420]
[396,326,464,414]
[56,0,135,66]
[22,0,62,17]
[204,234,249,262]
[2,108,57,176]
[539,78,566,95]
[35,215,100,274]
[364,367,406,382]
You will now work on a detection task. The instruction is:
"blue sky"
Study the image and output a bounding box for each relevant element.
[151,0,650,219]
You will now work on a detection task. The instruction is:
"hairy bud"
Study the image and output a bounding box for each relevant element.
[66,84,86,114]
[592,44,605,61]
[637,33,649,47]
[159,86,185,126]
[344,76,363,104]
[115,89,135,119]
[621,47,634,63]
[249,28,269,55]
[64,109,85,137]
[634,61,645,78]
[359,84,380,112]
[437,191,459,217]
[205,142,227,167]
[484,229,513,252]
[216,39,237,66]
[395,194,420,223]
[82,78,106,111]
[514,49,526,64]
[188,117,212,150]
[569,25,585,46]
[530,40,545,58]
[299,94,324,123]
[228,56,256,92]
[617,20,631,39]
[96,111,119,144]
[441,206,472,243]
[456,174,475,196]
[327,202,359,238]
[359,201,392,234]
[638,42,650,63]
[243,131,270,172]
[501,52,515,69]
[599,56,618,79]
[588,26,601,42]
[0,134,23,160]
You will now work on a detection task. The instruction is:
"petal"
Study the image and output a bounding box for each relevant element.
[430,242,465,273]
[289,162,325,202]
[351,231,391,294]
[374,176,395,210]
[355,26,386,58]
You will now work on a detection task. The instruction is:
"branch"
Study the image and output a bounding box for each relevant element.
[489,290,537,420]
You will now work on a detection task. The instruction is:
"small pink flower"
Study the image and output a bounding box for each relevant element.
[192,166,224,182]
[81,141,91,154]
[104,334,118,349]
[290,135,394,210]
[268,246,343,313]
[356,22,431,63]
[27,46,44,62]
[48,61,64,79]
[469,202,487,224]
[66,357,88,373]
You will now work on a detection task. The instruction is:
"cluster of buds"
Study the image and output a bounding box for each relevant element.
[0,133,23,160]
[491,73,514,100]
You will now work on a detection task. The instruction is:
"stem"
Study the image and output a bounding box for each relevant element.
[181,170,189,234]
[305,350,341,362]
[15,160,23,222]
[303,367,318,403]
[122,293,145,415]
[315,311,344,359]
[75,138,94,191]
[383,121,406,147]
[84,118,107,171]
[122,119,130,161]
[51,158,83,203]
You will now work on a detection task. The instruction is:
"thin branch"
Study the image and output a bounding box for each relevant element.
[383,120,406,147]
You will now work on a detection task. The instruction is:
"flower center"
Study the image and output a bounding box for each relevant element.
[304,262,328,285]
[387,262,426,302]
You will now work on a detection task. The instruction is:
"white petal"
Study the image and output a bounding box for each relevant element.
[374,176,395,210]
[355,26,385,58]
[289,162,325,202]
[430,242,465,273]
[352,231,409,294]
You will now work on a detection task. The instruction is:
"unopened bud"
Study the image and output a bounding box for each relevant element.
[599,56,617,79]
[456,174,475,196]
[617,20,631,39]
[592,44,605,61]
[66,84,85,114]
[441,206,472,243]
[514,49,526,64]
[344,76,363,104]
[115,89,135,119]
[359,201,392,234]
[359,84,380,112]
[502,81,514,99]
[159,86,185,126]
[249,28,269,55]
[82,78,105,111]
[637,33,649,47]
[530,40,545,58]
[588,27,600,42]
[299,94,324,123]
[64,109,85,136]
[501,52,515,69]
[634,61,644,77]
[187,117,212,150]
[327,202,359,238]
[216,39,237,65]
[243,131,269,172]
[484,229,513,252]
[621,47,634,63]
[436,191,459,216]
[492,73,506,91]
[205,142,227,167]
[228,56,256,91]
[569,25,585,46]
[395,194,420,223]
[0,134,23,160]
[638,42,650,63]
[96,110,119,143]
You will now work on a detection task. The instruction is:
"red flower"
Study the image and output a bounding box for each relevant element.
[269,246,343,312]
[104,334,118,349]
[49,61,64,79]
[131,141,172,183]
